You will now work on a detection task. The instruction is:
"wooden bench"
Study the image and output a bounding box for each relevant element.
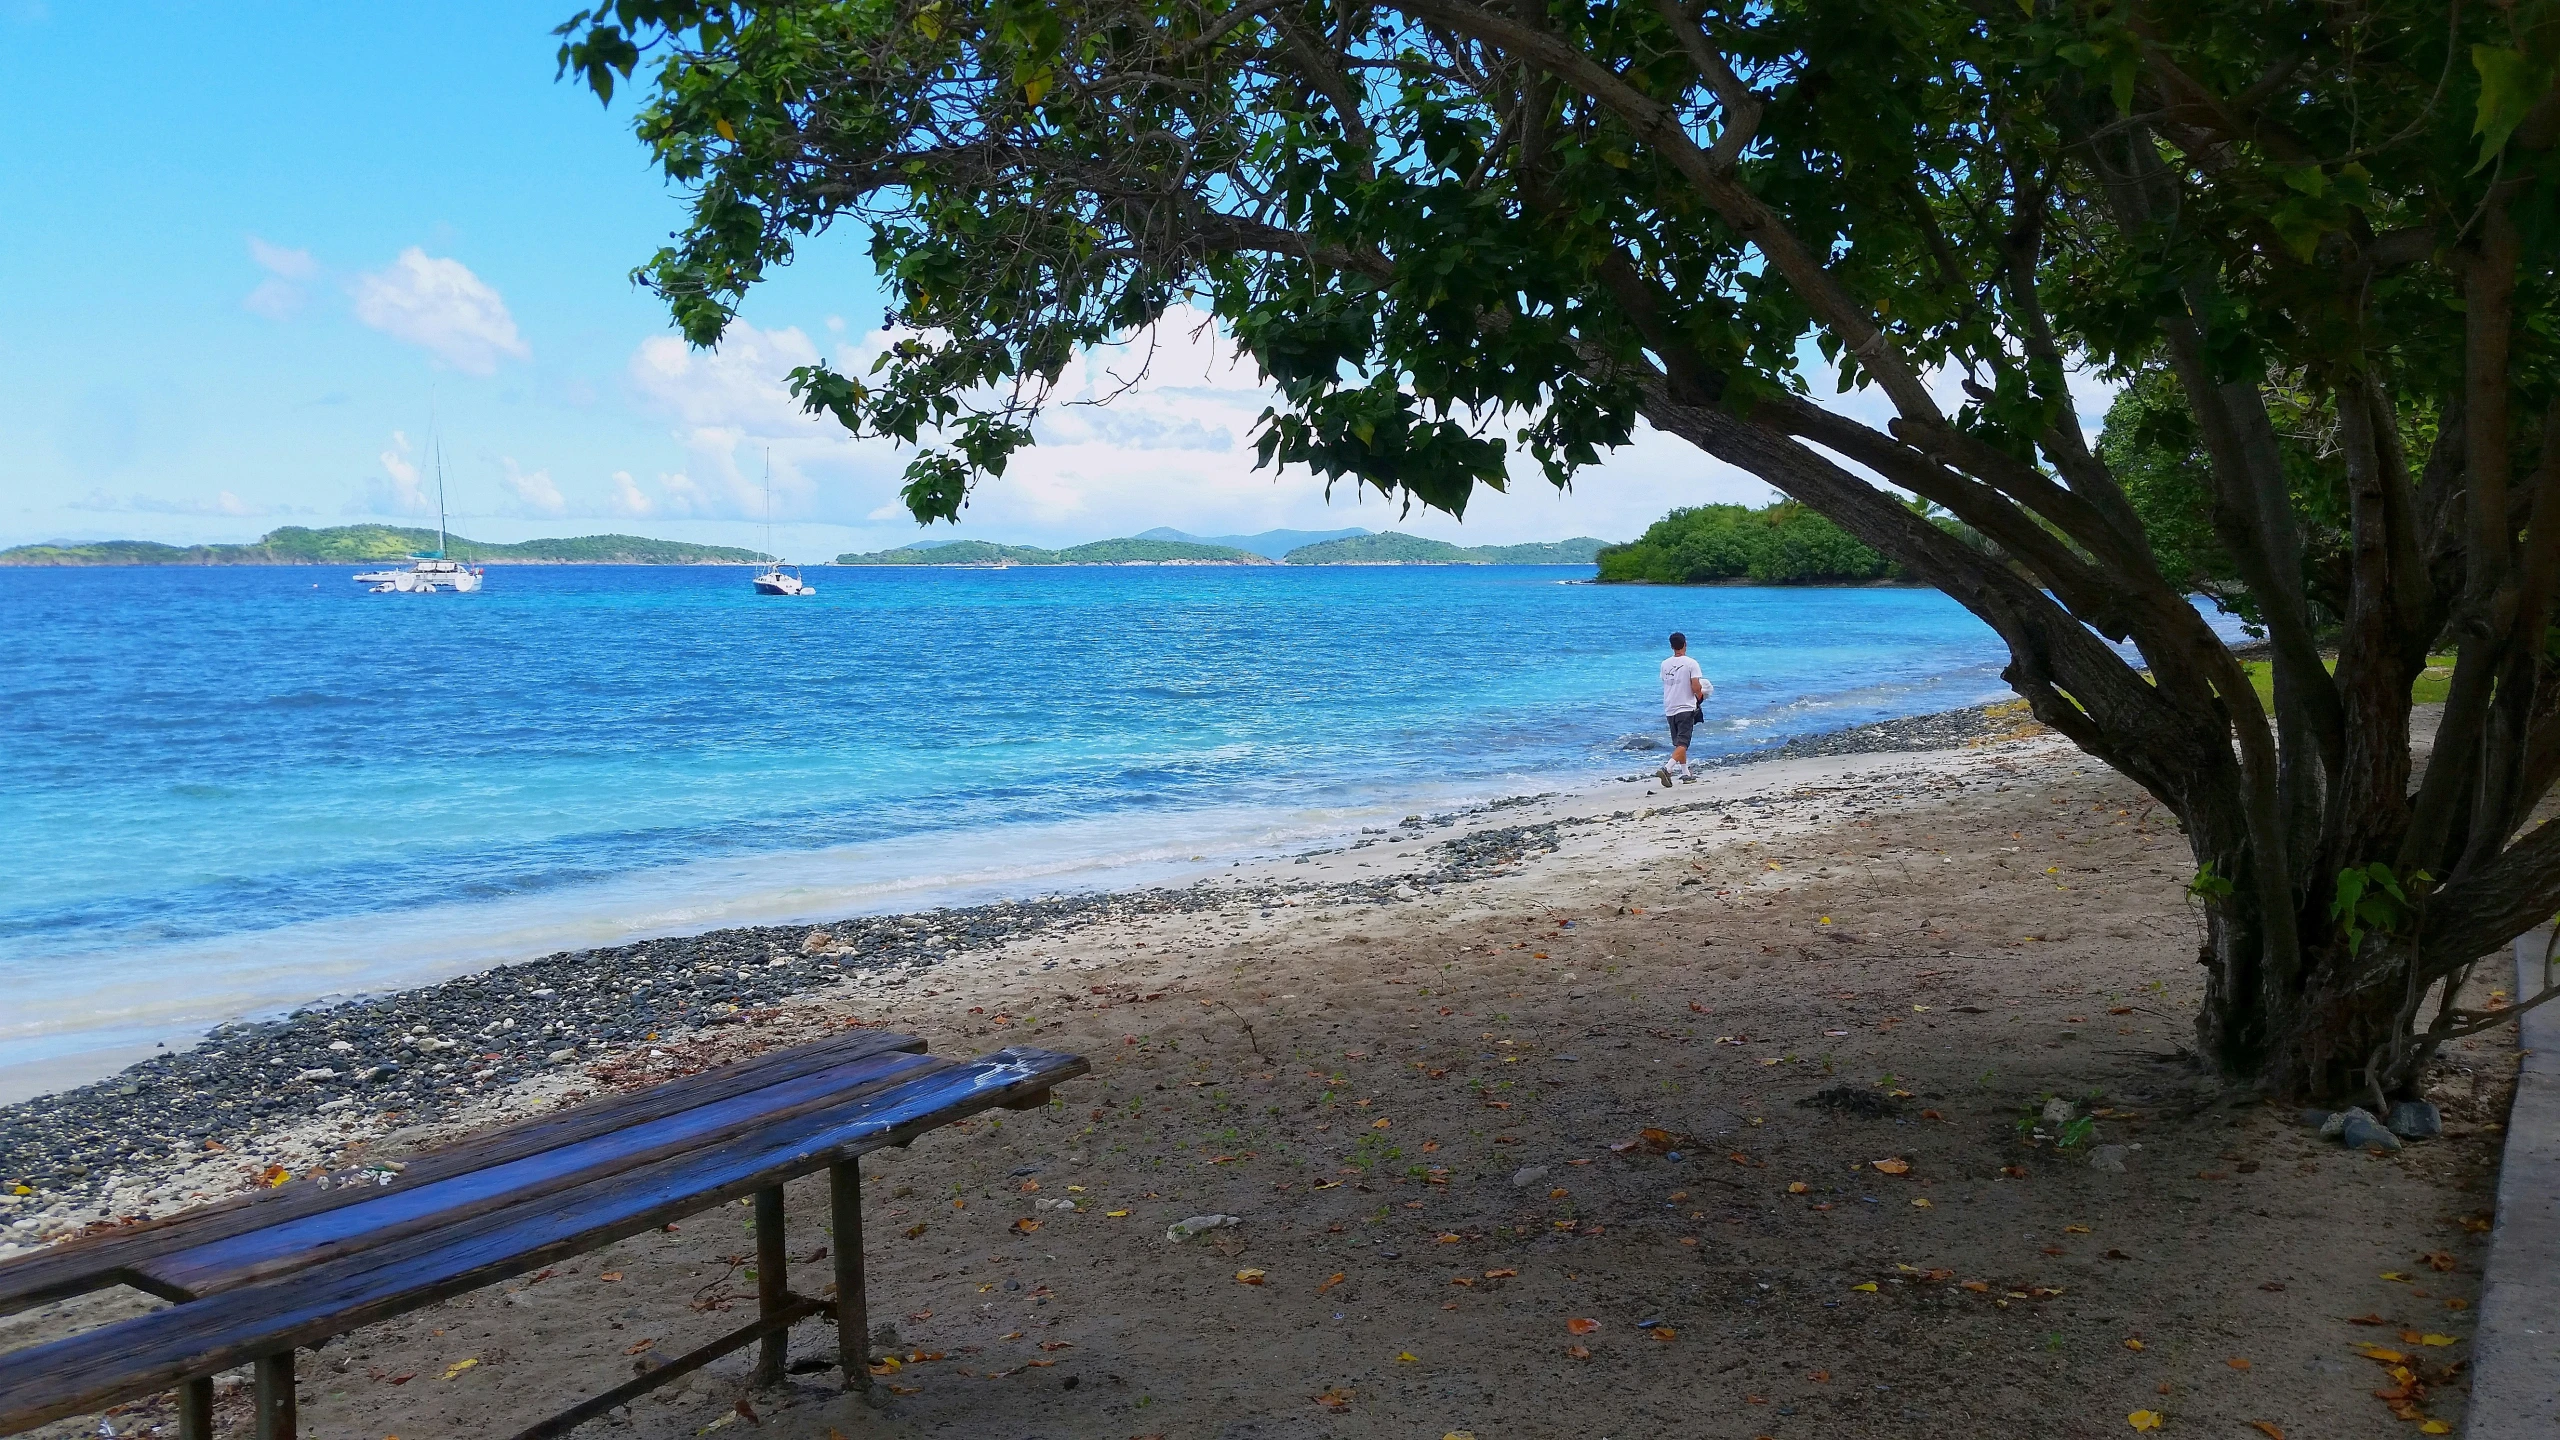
[0,1029,1087,1438]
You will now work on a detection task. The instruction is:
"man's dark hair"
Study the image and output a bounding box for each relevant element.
[1669,632,1687,650]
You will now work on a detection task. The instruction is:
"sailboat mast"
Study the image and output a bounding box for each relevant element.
[434,439,449,558]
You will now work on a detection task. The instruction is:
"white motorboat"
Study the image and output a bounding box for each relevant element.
[752,564,814,596]
[355,439,483,594]
[751,450,815,596]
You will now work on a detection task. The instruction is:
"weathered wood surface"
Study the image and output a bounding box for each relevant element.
[0,1045,1085,1433]
[0,1029,922,1314]
[137,1050,936,1297]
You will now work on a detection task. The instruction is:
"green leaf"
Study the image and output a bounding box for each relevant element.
[2472,45,2546,173]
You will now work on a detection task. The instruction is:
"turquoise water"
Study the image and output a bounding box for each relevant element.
[0,563,2029,1090]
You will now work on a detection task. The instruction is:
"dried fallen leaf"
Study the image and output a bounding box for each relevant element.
[623,1338,655,1356]
[1566,1318,1601,1335]
[1484,1268,1518,1278]
[2356,1345,2407,1363]
[1317,1273,1346,1294]
[2063,1224,2092,1234]
[1235,1269,1267,1286]
[1566,1344,1592,1359]
[1960,1281,1990,1293]
[2126,1410,2163,1432]
[2226,1357,2251,1371]
[2419,1334,2458,1347]
[2123,1339,2145,1352]
[2421,1251,2457,1272]
[1314,1388,1352,1411]
[1851,1282,1878,1293]
[1787,1181,1810,1194]
[1011,1219,1041,1235]
[1105,1209,1130,1218]
[1808,1368,1829,1381]
[903,1223,928,1239]
[2248,1423,2286,1439]
[2346,1313,2387,1325]
[2419,1421,2452,1435]
[442,1358,477,1381]
[1871,1158,1912,1175]
[1650,1325,1677,1341]
[1395,1351,1419,1363]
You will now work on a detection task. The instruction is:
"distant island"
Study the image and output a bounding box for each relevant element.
[0,525,766,567]
[835,537,1273,566]
[1281,532,1613,565]
[838,529,1614,566]
[1595,502,1909,585]
[5,522,1615,570]
[1133,525,1370,559]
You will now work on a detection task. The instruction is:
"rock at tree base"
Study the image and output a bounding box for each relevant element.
[1511,1165,1550,1188]
[2088,1144,2129,1173]
[2340,1109,2403,1152]
[2385,1100,2442,1139]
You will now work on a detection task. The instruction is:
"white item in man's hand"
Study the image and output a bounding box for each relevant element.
[1661,654,1709,714]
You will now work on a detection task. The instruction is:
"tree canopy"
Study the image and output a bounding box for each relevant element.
[559,0,2560,1100]
[1597,501,1893,584]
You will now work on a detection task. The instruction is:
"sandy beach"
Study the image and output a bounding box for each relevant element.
[1,706,2514,1438]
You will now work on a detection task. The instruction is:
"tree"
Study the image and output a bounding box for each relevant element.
[1596,501,1894,584]
[557,0,2560,1101]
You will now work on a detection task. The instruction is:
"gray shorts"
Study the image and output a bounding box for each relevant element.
[1667,709,1698,748]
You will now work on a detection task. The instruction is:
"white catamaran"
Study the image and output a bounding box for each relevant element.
[751,450,815,596]
[355,440,484,594]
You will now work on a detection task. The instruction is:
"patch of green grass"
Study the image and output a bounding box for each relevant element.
[2238,654,2454,708]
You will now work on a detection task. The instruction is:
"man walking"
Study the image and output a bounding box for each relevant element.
[1659,631,1711,787]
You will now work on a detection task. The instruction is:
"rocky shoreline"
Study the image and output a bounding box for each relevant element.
[0,699,2034,1232]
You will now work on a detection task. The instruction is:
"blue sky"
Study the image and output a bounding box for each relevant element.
[0,3,1828,557]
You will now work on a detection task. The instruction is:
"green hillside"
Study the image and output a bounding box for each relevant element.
[0,525,766,566]
[1281,532,1612,564]
[1055,538,1266,564]
[1594,502,1900,584]
[834,537,1264,565]
[1471,538,1612,564]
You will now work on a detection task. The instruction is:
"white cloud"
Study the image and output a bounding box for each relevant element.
[499,458,567,518]
[611,306,1773,550]
[242,235,317,320]
[622,320,880,521]
[352,249,529,375]
[362,431,431,515]
[608,470,655,518]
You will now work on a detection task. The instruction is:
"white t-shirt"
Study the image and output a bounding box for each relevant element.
[1661,654,1710,715]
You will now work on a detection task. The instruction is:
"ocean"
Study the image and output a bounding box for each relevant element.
[0,562,2038,1098]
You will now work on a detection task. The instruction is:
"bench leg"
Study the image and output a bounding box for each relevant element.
[254,1351,296,1440]
[753,1184,788,1387]
[178,1376,213,1440]
[830,1159,870,1392]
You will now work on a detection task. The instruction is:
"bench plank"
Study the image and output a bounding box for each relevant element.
[0,1028,921,1314]
[136,1050,939,1298]
[0,1046,1085,1433]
